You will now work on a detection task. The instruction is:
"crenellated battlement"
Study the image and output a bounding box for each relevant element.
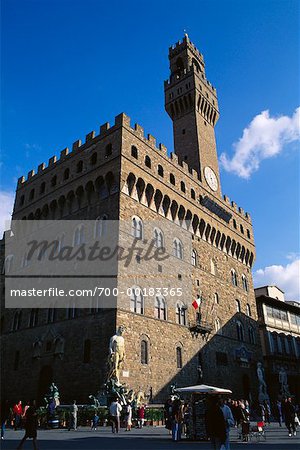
[223,195,251,222]
[16,112,250,223]
[164,63,217,94]
[17,113,130,188]
[169,34,204,64]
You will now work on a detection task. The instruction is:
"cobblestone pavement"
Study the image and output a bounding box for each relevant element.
[1,423,299,450]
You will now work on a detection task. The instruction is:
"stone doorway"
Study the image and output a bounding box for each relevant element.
[37,365,53,406]
[242,373,251,400]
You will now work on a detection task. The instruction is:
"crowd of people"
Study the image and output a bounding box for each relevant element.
[0,399,39,449]
[108,397,146,433]
[163,395,299,449]
[1,395,299,449]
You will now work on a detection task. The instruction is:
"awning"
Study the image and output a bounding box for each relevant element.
[175,384,232,394]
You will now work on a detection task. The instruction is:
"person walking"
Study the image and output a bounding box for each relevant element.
[109,398,122,433]
[164,398,173,434]
[16,400,39,450]
[13,401,23,430]
[220,398,235,449]
[283,397,296,436]
[171,398,184,441]
[264,400,271,425]
[205,396,227,450]
[90,413,99,431]
[125,402,132,431]
[68,400,78,431]
[137,404,145,428]
[276,400,283,426]
[1,400,10,440]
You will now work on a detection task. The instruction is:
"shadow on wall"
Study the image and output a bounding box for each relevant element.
[152,312,261,404]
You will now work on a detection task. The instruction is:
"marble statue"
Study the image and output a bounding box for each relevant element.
[107,325,125,385]
[279,366,290,397]
[257,362,269,402]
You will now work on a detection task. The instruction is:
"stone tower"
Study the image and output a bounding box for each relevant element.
[164,34,221,196]
[1,35,261,405]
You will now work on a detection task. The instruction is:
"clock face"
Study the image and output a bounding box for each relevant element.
[204,166,218,192]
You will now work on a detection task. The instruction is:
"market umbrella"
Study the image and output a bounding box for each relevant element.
[175,384,232,394]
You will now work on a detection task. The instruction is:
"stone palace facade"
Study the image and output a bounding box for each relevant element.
[1,35,263,404]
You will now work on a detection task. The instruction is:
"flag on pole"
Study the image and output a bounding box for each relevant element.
[192,295,201,310]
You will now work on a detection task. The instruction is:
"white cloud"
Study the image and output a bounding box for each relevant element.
[253,258,300,302]
[0,191,15,238]
[220,107,300,178]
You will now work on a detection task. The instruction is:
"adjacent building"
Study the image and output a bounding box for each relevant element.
[255,285,300,403]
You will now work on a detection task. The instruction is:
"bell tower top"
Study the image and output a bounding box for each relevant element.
[164,36,221,196]
[168,34,206,80]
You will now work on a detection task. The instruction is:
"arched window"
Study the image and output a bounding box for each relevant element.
[141,340,148,364]
[29,309,38,328]
[246,303,251,317]
[130,287,144,314]
[83,339,91,363]
[158,165,164,177]
[132,216,143,239]
[170,173,175,185]
[94,215,108,238]
[64,168,70,180]
[54,233,65,257]
[233,219,237,229]
[105,143,112,157]
[155,296,166,320]
[247,229,251,239]
[91,297,100,314]
[19,194,25,206]
[90,152,97,165]
[176,346,183,368]
[154,228,164,248]
[145,155,151,168]
[131,146,138,159]
[231,269,238,287]
[191,189,196,200]
[73,224,84,246]
[236,320,244,341]
[180,181,186,193]
[242,275,248,292]
[21,252,29,268]
[29,188,35,201]
[191,249,197,266]
[248,326,255,344]
[40,182,46,195]
[211,259,216,275]
[215,318,222,334]
[272,332,279,353]
[67,302,77,319]
[51,175,57,187]
[76,161,83,173]
[240,224,244,234]
[12,311,22,331]
[176,303,186,325]
[2,255,13,274]
[214,293,219,304]
[173,238,183,259]
[47,307,56,324]
[236,299,241,313]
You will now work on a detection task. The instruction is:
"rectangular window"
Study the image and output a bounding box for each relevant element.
[216,352,228,366]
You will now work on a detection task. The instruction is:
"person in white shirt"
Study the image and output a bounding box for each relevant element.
[109,398,122,433]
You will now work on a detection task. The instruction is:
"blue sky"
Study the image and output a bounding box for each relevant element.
[1,0,299,299]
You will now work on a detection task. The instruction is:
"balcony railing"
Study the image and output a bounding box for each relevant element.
[189,319,213,337]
